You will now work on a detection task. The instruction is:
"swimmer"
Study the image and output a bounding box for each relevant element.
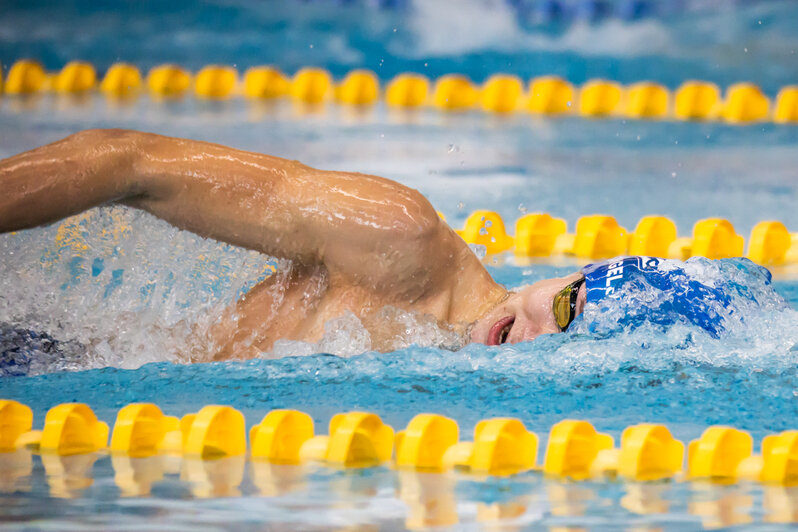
[0,129,773,358]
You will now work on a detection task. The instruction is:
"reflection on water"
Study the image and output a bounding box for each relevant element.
[688,483,753,529]
[250,461,306,497]
[112,455,167,497]
[182,456,246,498]
[0,449,32,493]
[0,451,796,529]
[40,452,99,499]
[396,470,458,529]
[764,486,798,524]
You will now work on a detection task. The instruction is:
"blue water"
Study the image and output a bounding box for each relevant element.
[2,0,798,93]
[3,0,798,529]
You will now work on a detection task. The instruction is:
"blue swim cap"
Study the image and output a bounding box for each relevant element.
[580,256,775,337]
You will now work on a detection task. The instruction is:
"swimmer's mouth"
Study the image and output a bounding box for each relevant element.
[487,316,515,345]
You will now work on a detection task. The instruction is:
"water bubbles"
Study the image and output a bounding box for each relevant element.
[0,207,274,374]
[447,144,459,153]
[468,243,487,259]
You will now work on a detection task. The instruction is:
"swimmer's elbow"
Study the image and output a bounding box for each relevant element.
[60,129,153,199]
[66,128,141,147]
[384,187,443,243]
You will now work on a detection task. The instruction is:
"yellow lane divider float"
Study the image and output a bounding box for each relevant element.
[3,399,798,486]
[3,59,798,124]
[452,211,798,265]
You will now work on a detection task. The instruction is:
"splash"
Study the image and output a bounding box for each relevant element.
[1,207,797,377]
[0,206,273,374]
[269,306,466,359]
[0,207,466,374]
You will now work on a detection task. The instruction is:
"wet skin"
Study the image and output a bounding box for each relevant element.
[470,272,587,346]
[0,129,584,359]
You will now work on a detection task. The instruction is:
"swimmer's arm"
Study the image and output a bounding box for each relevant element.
[0,129,478,297]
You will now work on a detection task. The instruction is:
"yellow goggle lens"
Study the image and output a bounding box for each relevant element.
[553,290,573,330]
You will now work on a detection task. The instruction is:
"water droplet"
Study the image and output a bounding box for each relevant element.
[457,202,465,210]
[468,243,487,259]
[447,144,459,153]
[485,220,492,228]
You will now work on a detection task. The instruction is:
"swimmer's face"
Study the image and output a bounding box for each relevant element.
[470,272,587,346]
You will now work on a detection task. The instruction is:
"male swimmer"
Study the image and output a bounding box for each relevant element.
[0,130,775,359]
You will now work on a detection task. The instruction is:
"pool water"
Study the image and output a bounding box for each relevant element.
[3,0,798,529]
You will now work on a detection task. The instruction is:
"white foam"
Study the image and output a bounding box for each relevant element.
[0,206,467,373]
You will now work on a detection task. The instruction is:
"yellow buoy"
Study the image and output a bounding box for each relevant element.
[442,418,537,476]
[290,67,332,104]
[747,221,791,265]
[774,85,798,124]
[110,403,179,457]
[624,81,669,119]
[336,69,379,105]
[385,73,429,108]
[147,64,192,97]
[687,426,752,480]
[395,414,459,471]
[0,400,33,452]
[579,79,622,117]
[194,65,238,99]
[527,76,575,115]
[723,82,770,123]
[571,215,628,259]
[628,215,677,257]
[543,420,614,480]
[480,74,524,113]
[433,74,478,111]
[514,213,567,257]
[690,218,744,259]
[100,63,143,97]
[53,61,96,93]
[674,80,721,121]
[618,424,684,481]
[250,409,314,464]
[243,66,289,99]
[5,59,48,94]
[460,211,514,255]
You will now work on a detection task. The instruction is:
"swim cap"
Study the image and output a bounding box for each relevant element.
[581,256,774,337]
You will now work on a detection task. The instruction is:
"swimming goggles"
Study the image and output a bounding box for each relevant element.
[552,276,585,332]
